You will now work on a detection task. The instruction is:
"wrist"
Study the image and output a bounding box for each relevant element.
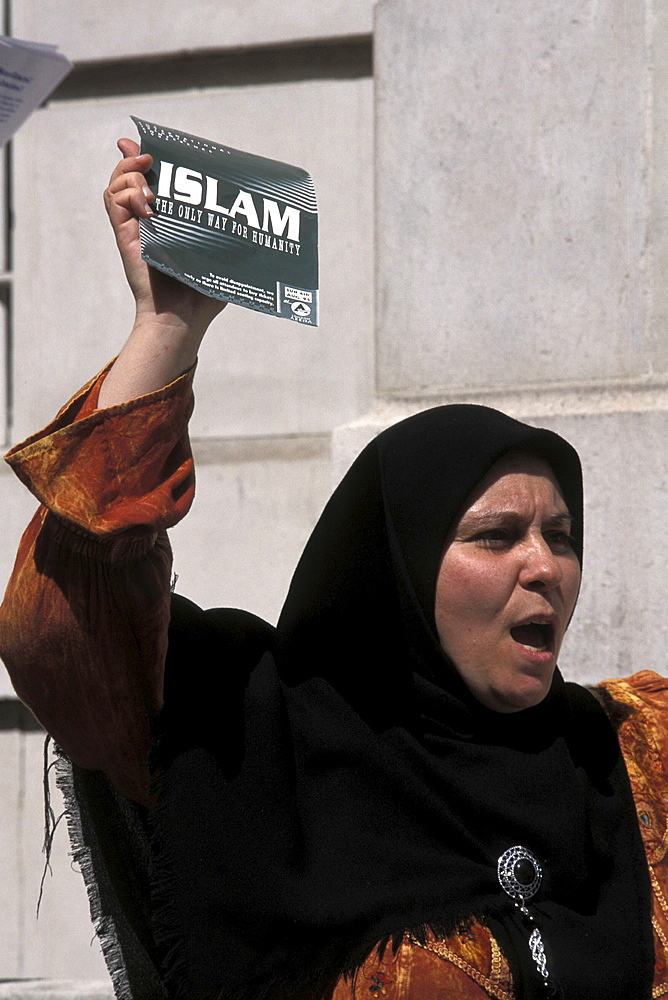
[96,318,203,409]
[132,304,212,345]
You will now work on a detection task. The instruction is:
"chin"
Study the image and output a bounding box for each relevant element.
[490,675,554,713]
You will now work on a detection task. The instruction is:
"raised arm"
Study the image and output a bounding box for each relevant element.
[0,139,225,804]
[98,137,226,406]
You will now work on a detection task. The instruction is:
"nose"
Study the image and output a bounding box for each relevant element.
[518,534,563,591]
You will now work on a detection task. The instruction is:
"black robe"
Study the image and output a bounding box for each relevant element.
[62,404,654,1000]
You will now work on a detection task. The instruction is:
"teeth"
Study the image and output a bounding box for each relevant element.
[510,620,553,652]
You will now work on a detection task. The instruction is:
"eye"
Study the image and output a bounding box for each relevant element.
[544,530,575,553]
[473,528,516,548]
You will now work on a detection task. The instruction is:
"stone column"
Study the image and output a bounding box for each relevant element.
[334,0,668,683]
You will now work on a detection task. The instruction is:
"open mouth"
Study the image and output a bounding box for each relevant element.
[510,621,554,652]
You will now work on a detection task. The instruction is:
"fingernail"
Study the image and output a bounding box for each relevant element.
[142,185,152,198]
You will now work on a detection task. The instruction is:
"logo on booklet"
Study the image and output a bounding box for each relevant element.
[291,301,312,317]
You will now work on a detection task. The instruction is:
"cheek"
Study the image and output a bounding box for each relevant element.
[434,554,509,647]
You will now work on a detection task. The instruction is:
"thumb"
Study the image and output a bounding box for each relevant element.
[117,137,141,159]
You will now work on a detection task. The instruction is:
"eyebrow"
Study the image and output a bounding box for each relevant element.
[458,510,574,530]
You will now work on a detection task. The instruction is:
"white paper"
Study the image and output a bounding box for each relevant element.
[0,35,71,147]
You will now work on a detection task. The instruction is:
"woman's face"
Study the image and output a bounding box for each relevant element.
[434,453,581,713]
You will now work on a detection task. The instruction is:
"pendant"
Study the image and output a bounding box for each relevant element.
[497,846,558,996]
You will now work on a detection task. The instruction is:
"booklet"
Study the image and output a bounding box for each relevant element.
[134,117,319,326]
[0,36,71,147]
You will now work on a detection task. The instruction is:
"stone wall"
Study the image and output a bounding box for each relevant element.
[335,0,668,686]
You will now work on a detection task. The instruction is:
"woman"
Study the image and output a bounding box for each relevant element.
[0,142,666,1000]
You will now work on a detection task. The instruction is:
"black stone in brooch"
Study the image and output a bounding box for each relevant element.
[497,845,542,903]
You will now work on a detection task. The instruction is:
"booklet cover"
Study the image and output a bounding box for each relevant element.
[0,36,71,147]
[134,117,319,326]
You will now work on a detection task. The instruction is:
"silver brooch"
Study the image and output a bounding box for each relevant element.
[497,845,542,902]
[497,846,558,996]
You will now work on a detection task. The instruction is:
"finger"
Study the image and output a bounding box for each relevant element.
[117,137,140,158]
[107,188,154,220]
[106,171,154,197]
[108,149,153,187]
[105,182,154,220]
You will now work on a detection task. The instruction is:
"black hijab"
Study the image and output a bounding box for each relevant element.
[154,404,653,1000]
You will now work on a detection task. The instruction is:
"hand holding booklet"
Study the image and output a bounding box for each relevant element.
[134,117,319,326]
